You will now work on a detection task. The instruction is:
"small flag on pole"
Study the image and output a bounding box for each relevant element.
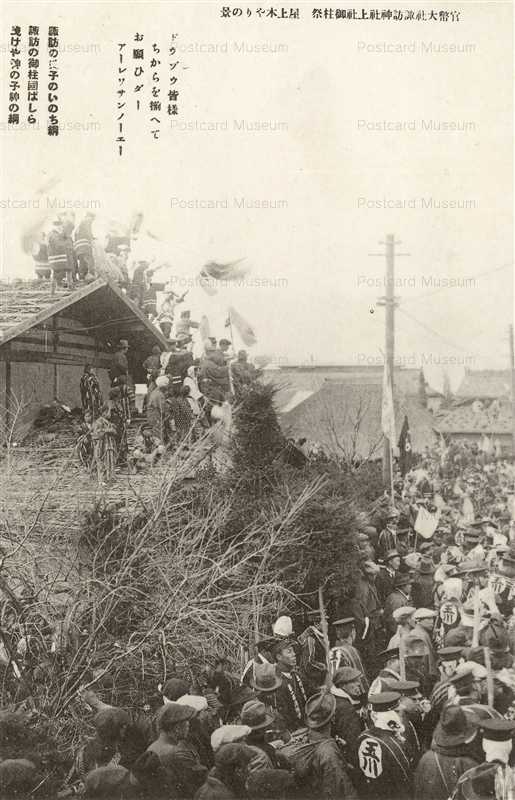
[228,306,257,347]
[398,415,412,476]
[381,361,396,445]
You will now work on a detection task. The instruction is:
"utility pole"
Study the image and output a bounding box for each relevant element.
[372,235,409,489]
[510,324,515,459]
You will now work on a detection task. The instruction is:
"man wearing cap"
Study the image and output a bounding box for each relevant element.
[376,551,401,604]
[387,606,416,650]
[383,574,414,637]
[272,639,308,733]
[455,719,515,800]
[369,646,401,695]
[297,690,358,799]
[146,702,208,798]
[354,692,413,800]
[428,647,465,720]
[331,667,365,748]
[329,618,369,695]
[414,706,480,800]
[411,609,438,673]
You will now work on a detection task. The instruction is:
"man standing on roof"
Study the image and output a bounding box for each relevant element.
[74,211,95,280]
[48,218,74,292]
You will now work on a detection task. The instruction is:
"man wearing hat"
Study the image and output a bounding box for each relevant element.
[383,574,414,637]
[240,700,290,770]
[250,663,289,742]
[354,692,413,800]
[412,559,435,609]
[331,667,365,748]
[329,617,369,695]
[342,559,382,675]
[414,706,480,800]
[376,551,401,604]
[377,509,400,561]
[455,719,515,800]
[298,690,358,799]
[272,639,308,733]
[110,339,130,386]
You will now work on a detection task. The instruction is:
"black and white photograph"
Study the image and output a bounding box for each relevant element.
[0,2,514,798]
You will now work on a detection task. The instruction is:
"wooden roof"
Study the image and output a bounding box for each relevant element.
[0,278,169,351]
[434,400,512,435]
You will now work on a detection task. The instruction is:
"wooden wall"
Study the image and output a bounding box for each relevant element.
[0,312,113,440]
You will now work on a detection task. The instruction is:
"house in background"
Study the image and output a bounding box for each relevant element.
[0,278,168,439]
[433,368,513,457]
[263,364,438,462]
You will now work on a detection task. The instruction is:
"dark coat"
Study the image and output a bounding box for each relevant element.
[354,727,412,800]
[375,567,396,604]
[414,746,479,800]
[383,589,412,636]
[194,773,235,800]
[412,574,435,609]
[332,693,363,753]
[295,731,358,800]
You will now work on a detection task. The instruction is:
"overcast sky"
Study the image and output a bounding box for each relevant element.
[1,1,513,390]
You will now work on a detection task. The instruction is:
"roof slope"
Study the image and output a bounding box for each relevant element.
[264,365,439,413]
[456,369,511,400]
[0,278,169,350]
[278,380,436,460]
[435,400,512,435]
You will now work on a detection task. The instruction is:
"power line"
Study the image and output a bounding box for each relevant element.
[399,261,513,306]
[396,305,479,356]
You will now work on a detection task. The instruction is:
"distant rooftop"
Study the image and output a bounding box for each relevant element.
[456,369,511,400]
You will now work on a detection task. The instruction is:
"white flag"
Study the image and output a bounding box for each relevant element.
[415,506,440,539]
[228,306,257,347]
[381,361,396,444]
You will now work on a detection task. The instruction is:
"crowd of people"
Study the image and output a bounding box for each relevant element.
[2,445,515,799]
[78,331,257,483]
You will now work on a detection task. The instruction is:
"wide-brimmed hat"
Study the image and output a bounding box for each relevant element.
[305,690,336,729]
[252,662,282,693]
[418,559,434,575]
[240,700,275,730]
[434,706,478,747]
